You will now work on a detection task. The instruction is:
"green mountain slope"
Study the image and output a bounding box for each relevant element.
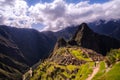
[92,49,120,80]
[31,48,120,80]
[30,47,103,80]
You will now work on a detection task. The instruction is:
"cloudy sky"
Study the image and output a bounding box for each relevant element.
[0,0,120,31]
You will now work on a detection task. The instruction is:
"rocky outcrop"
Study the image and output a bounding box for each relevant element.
[53,38,67,52]
[68,23,120,55]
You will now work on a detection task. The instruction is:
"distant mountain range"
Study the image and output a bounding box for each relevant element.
[89,19,120,40]
[0,20,120,80]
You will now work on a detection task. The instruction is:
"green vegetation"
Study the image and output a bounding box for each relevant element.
[92,61,106,80]
[31,61,95,80]
[92,49,120,80]
[31,48,120,80]
[31,47,96,80]
[100,62,120,80]
[70,49,92,61]
[106,49,120,65]
[75,62,94,80]
[66,65,77,72]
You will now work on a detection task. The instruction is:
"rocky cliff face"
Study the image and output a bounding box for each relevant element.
[70,23,120,55]
[53,38,67,51]
[58,23,120,55]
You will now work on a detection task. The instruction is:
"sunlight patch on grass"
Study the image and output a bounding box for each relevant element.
[70,49,91,61]
[66,65,77,72]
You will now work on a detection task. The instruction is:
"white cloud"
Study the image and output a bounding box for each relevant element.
[0,0,33,28]
[0,0,15,6]
[0,0,120,31]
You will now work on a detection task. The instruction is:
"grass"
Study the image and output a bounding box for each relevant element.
[62,71,70,78]
[106,49,120,65]
[92,61,106,80]
[31,61,95,80]
[100,62,120,80]
[31,48,120,80]
[47,66,55,74]
[75,62,94,80]
[66,65,78,72]
[70,49,91,61]
[31,47,107,80]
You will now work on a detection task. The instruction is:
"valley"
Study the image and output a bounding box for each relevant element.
[0,22,120,80]
[1,0,120,79]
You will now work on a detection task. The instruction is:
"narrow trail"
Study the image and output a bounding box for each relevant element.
[86,64,99,80]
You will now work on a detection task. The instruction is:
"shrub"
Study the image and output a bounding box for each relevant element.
[106,49,120,66]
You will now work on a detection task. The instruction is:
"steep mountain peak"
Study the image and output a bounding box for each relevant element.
[57,38,66,47]
[53,37,67,52]
[72,23,93,44]
[57,37,67,47]
[78,23,92,32]
[77,23,93,34]
[69,23,120,55]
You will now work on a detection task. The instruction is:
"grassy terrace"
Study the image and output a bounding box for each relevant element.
[100,62,120,80]
[30,48,120,80]
[31,61,95,80]
[92,61,106,80]
[75,62,94,80]
[30,47,97,80]
[69,48,92,61]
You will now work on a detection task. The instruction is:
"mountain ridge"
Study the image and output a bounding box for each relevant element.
[0,27,29,80]
[68,23,120,55]
[1,20,120,80]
